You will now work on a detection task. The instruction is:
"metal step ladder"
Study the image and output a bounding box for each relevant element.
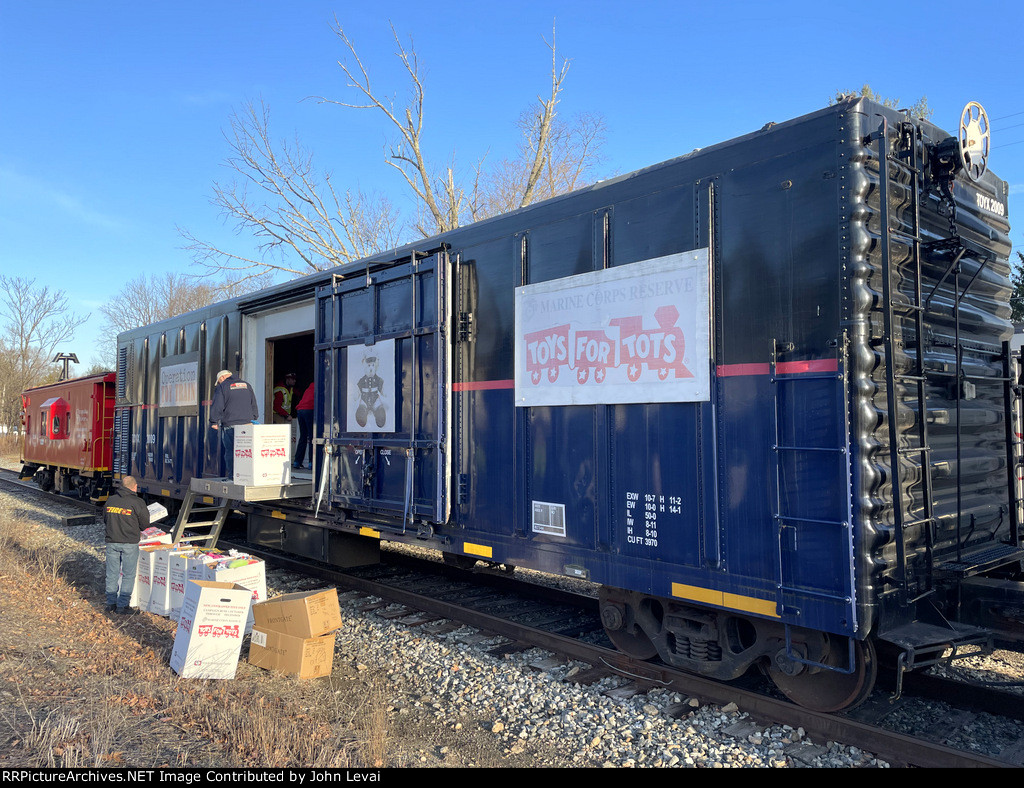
[169,488,233,549]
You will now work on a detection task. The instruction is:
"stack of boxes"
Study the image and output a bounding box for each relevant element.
[248,589,341,679]
[130,522,335,681]
[159,548,268,680]
[142,548,267,623]
[133,538,173,612]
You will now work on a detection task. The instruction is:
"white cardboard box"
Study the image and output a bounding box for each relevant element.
[136,544,175,612]
[233,424,292,486]
[168,549,199,619]
[202,556,267,634]
[170,581,253,680]
[122,531,170,608]
[148,544,182,616]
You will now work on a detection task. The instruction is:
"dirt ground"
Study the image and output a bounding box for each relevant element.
[0,487,576,769]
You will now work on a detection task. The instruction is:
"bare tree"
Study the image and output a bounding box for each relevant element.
[183,22,607,283]
[0,276,89,434]
[95,271,266,366]
[469,109,607,222]
[179,98,404,282]
[321,21,604,236]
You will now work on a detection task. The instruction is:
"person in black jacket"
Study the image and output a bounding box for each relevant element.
[104,475,151,614]
[209,369,260,478]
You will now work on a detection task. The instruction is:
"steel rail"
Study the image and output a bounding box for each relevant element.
[222,538,1014,768]
[0,469,1016,768]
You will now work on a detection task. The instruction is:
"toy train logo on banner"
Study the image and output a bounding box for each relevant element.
[514,249,711,407]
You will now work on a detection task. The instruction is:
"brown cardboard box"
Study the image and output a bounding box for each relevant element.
[251,589,341,638]
[249,628,336,679]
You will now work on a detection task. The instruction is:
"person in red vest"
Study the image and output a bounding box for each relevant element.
[272,372,297,424]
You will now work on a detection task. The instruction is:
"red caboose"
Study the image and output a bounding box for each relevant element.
[19,372,115,501]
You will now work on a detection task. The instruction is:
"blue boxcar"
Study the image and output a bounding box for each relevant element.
[115,98,1018,711]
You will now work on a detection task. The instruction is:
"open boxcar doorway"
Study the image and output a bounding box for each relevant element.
[265,333,315,422]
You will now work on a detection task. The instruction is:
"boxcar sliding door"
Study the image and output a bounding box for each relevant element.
[314,250,451,531]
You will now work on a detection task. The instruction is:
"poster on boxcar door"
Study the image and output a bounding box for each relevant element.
[346,339,396,433]
[514,249,710,407]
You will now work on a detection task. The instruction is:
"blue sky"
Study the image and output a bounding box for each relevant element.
[1,0,1022,368]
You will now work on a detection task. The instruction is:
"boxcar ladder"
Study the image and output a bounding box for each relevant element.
[770,334,858,663]
[881,118,1024,584]
[877,117,938,604]
[875,117,998,693]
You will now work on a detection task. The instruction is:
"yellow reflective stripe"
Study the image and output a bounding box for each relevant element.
[359,527,381,539]
[271,510,286,520]
[463,542,492,558]
[671,583,779,618]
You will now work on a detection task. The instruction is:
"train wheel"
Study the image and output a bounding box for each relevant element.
[767,638,877,713]
[599,588,658,659]
[605,624,659,660]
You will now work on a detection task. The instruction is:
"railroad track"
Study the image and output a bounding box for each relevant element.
[219,536,1024,768]
[2,465,1022,767]
[0,466,102,519]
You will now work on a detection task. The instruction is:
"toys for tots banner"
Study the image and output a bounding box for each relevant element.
[514,249,710,407]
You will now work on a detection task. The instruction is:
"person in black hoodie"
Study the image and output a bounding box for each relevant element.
[209,369,260,478]
[104,475,151,614]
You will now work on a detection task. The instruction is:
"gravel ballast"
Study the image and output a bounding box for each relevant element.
[6,479,1023,767]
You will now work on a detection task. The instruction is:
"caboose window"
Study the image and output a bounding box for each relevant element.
[41,397,70,439]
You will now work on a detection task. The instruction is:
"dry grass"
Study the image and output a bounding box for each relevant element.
[360,675,391,768]
[0,491,545,769]
[0,433,21,464]
[0,512,395,768]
